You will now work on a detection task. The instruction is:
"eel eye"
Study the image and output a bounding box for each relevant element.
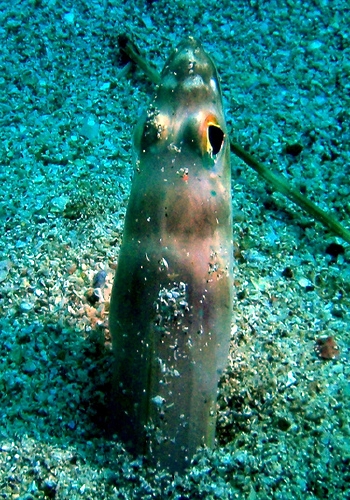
[208,124,224,157]
[199,114,225,160]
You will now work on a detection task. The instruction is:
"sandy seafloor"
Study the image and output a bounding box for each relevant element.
[0,0,350,498]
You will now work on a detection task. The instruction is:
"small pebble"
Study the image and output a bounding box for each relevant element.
[298,277,312,288]
[23,360,37,374]
[92,270,107,288]
[286,370,297,387]
[315,336,340,360]
[67,263,77,274]
[19,302,34,312]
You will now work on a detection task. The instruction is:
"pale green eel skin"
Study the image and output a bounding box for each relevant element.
[109,37,233,473]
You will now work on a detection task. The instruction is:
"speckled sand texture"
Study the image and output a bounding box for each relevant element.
[0,0,349,498]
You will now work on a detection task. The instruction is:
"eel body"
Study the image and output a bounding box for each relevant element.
[109,37,233,473]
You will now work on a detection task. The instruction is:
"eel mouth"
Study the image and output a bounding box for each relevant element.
[160,37,222,104]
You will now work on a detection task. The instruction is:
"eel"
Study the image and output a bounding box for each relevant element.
[109,37,233,473]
